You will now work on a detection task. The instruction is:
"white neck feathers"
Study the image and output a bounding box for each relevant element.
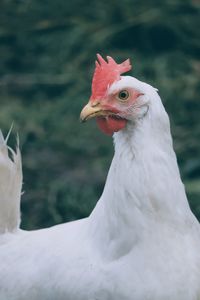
[89,87,192,259]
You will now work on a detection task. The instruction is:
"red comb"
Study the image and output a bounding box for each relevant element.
[91,54,132,100]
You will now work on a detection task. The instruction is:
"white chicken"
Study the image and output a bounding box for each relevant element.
[0,54,200,300]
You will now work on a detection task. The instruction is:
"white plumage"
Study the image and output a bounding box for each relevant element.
[0,58,200,299]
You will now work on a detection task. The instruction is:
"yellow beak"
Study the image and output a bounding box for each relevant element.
[80,101,109,122]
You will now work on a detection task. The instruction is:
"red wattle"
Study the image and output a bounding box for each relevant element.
[96,117,127,136]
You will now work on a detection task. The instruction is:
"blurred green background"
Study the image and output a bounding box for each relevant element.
[0,0,199,229]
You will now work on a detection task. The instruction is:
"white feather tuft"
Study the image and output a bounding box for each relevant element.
[0,129,22,234]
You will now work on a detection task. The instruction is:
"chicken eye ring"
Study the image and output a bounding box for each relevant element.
[117,90,129,101]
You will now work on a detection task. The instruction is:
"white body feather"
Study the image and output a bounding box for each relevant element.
[0,77,200,300]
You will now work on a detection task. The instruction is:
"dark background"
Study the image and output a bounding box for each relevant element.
[0,0,199,229]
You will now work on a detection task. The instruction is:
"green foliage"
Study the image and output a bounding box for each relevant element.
[0,0,199,228]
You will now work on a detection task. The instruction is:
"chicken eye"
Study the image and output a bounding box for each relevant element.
[118,90,129,101]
